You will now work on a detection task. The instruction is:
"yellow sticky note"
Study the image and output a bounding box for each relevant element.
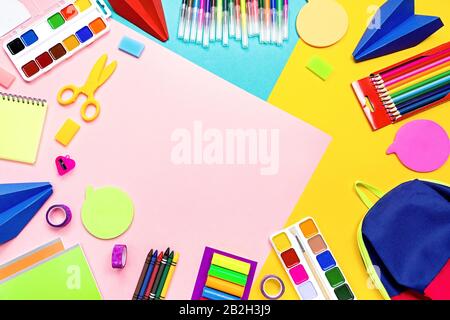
[55,119,80,146]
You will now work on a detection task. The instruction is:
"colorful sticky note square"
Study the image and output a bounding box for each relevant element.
[119,36,145,58]
[306,56,333,81]
[55,119,80,146]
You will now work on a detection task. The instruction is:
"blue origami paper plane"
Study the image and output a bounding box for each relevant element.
[0,182,53,244]
[353,0,444,62]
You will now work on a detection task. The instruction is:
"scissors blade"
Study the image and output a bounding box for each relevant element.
[97,61,117,87]
[84,54,108,90]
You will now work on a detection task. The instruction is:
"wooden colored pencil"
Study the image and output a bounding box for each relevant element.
[380,47,450,81]
[386,61,450,92]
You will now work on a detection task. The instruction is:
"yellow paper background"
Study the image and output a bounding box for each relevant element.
[251,0,450,300]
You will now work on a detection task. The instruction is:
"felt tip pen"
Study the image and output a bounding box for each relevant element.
[222,0,229,46]
[283,0,288,40]
[276,0,283,45]
[210,0,217,41]
[235,0,242,40]
[264,0,271,43]
[190,0,200,42]
[241,0,248,48]
[196,0,205,44]
[258,0,265,43]
[184,0,194,41]
[216,0,223,40]
[247,0,254,36]
[229,0,235,37]
[178,0,188,39]
[203,0,212,47]
[270,0,276,43]
[252,0,260,35]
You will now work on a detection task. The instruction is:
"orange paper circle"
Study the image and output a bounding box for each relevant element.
[296,0,349,47]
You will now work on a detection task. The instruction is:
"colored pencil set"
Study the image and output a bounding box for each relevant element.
[352,42,450,130]
[132,248,179,300]
[177,0,289,49]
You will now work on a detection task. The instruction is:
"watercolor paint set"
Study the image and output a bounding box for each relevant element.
[271,217,355,300]
[192,247,257,300]
[3,0,111,81]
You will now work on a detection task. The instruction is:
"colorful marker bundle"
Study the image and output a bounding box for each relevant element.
[177,0,289,48]
[132,248,179,300]
[352,42,450,130]
[192,247,257,300]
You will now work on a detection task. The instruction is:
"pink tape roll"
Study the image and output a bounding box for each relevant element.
[112,244,127,269]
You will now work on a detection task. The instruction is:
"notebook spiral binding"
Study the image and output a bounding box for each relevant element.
[0,92,47,107]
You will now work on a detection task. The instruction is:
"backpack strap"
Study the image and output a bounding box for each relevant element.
[354,181,384,209]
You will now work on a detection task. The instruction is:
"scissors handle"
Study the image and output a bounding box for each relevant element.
[57,85,81,106]
[80,98,101,122]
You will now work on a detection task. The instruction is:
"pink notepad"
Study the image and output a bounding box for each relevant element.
[0,20,330,299]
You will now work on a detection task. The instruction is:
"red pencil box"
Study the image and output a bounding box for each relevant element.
[351,42,450,131]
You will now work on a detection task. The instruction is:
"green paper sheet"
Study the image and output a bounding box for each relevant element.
[0,245,101,300]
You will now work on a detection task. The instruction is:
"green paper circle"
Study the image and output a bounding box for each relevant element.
[81,186,134,239]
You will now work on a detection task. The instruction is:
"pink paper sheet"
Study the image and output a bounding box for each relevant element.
[0,20,330,299]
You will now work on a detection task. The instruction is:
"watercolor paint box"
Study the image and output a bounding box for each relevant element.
[3,0,111,81]
[192,247,257,300]
[271,217,355,300]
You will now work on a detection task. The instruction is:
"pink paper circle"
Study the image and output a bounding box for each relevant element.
[387,120,449,173]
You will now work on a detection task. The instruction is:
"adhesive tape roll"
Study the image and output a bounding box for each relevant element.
[260,275,285,300]
[112,244,127,269]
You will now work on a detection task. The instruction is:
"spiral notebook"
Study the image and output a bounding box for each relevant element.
[0,92,47,164]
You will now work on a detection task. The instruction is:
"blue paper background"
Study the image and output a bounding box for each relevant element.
[105,0,305,99]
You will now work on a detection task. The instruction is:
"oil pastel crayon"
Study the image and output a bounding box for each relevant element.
[149,248,170,300]
[144,251,163,300]
[132,249,153,300]
[138,250,158,300]
[155,250,174,300]
[160,252,179,300]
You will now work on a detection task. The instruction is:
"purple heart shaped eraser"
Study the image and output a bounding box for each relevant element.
[387,120,449,173]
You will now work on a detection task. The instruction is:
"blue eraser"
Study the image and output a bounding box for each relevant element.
[118,36,145,58]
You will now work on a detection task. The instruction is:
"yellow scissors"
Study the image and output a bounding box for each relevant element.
[57,54,117,122]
